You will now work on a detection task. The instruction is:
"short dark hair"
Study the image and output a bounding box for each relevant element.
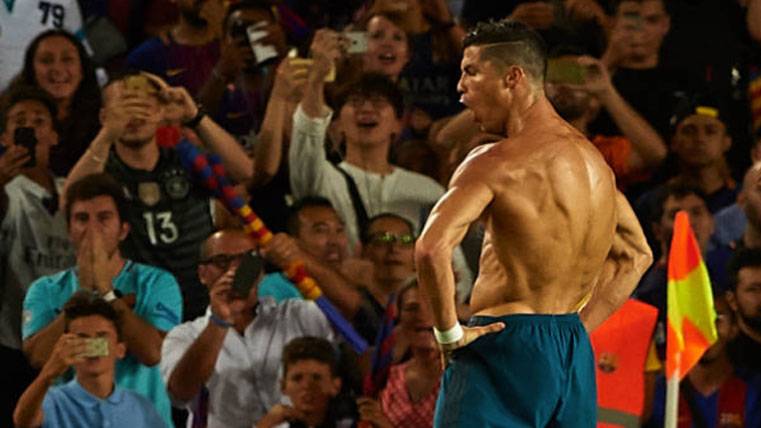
[333,73,405,118]
[361,212,415,244]
[727,248,761,291]
[223,0,279,34]
[286,196,336,236]
[651,182,708,225]
[611,0,669,15]
[0,84,58,134]
[282,336,339,376]
[64,173,127,224]
[63,290,122,339]
[463,19,547,85]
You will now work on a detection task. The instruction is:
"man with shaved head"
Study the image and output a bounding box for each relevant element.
[160,229,334,427]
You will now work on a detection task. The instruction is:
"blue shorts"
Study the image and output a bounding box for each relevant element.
[434,313,596,428]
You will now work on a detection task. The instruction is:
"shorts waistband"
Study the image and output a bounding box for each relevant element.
[467,313,581,327]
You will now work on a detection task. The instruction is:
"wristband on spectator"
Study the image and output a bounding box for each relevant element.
[434,322,463,344]
[209,313,233,329]
[102,289,119,303]
[183,105,207,129]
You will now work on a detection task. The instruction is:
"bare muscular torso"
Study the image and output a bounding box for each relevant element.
[468,116,617,317]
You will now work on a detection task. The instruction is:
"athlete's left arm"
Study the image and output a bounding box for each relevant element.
[415,153,493,333]
[580,191,653,331]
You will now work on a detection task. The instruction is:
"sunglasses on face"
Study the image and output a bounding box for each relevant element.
[367,232,415,246]
[199,251,250,270]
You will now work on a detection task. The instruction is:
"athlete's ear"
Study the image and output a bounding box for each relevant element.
[503,66,524,89]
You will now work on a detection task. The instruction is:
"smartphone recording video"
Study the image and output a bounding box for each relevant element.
[231,251,264,298]
[546,59,588,85]
[344,31,368,54]
[14,127,36,168]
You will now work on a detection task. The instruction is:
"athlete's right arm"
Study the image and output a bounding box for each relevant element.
[580,192,653,331]
[415,151,498,336]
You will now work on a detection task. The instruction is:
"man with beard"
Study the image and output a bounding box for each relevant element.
[127,0,225,95]
[726,248,761,376]
[21,173,182,427]
[645,295,761,427]
[545,51,666,189]
[63,72,253,321]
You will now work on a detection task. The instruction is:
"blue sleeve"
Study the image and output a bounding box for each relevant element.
[258,273,303,302]
[139,270,183,332]
[126,38,168,78]
[745,374,761,428]
[22,278,56,340]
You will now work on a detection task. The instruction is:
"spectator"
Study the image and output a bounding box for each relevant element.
[0,1,86,90]
[635,99,738,253]
[378,281,441,428]
[256,336,352,428]
[726,248,761,376]
[545,52,667,188]
[12,29,102,176]
[64,72,253,320]
[0,86,75,427]
[635,184,732,360]
[645,294,761,428]
[352,214,417,344]
[197,0,290,141]
[21,173,182,427]
[13,291,166,428]
[594,0,683,138]
[126,0,224,94]
[713,134,761,247]
[160,229,334,427]
[258,197,361,317]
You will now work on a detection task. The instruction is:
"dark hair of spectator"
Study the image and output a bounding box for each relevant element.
[19,30,101,156]
[286,196,337,236]
[333,73,405,118]
[0,85,58,134]
[223,0,279,34]
[651,183,708,224]
[610,0,670,16]
[463,19,547,85]
[727,248,761,291]
[361,212,415,244]
[282,336,339,377]
[63,290,122,340]
[64,173,128,225]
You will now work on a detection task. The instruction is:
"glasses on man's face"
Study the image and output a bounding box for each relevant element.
[367,232,415,246]
[347,95,391,110]
[199,251,250,270]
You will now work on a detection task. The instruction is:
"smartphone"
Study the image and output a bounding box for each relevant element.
[246,22,279,66]
[344,31,368,54]
[231,251,264,298]
[82,337,109,358]
[124,74,156,95]
[546,58,588,85]
[14,127,36,167]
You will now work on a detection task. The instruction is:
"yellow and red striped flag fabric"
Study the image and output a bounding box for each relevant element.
[665,211,718,380]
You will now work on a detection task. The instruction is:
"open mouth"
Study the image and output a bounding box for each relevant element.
[378,52,397,65]
[356,118,379,130]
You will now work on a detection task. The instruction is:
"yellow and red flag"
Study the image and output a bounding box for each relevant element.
[665,211,718,379]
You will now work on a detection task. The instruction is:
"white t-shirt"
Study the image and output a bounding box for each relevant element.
[0,0,85,90]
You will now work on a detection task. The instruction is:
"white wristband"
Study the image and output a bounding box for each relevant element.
[102,290,118,303]
[434,322,464,344]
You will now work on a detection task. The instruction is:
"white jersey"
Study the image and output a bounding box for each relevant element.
[0,0,85,90]
[0,175,75,349]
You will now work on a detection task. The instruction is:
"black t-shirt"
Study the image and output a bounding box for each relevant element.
[106,147,214,320]
[728,330,761,376]
[591,66,685,139]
